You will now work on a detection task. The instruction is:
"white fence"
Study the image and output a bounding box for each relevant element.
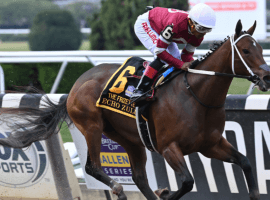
[0,50,269,94]
[0,28,91,34]
[1,50,270,65]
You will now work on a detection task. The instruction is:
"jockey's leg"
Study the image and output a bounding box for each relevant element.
[133,11,179,99]
[131,58,164,98]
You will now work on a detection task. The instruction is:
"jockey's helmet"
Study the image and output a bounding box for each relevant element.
[188,3,216,33]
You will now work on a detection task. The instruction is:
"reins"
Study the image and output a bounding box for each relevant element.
[184,33,260,108]
[184,71,224,108]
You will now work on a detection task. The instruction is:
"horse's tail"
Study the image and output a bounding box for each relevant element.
[0,94,72,148]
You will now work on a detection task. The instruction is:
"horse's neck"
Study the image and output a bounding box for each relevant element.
[186,42,233,107]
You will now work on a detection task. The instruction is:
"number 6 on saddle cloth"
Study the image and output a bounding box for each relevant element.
[96,56,177,151]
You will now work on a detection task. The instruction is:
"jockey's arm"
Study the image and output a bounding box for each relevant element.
[181,44,196,62]
[154,25,190,69]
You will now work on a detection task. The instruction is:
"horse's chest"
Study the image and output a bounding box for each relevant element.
[180,117,225,154]
[180,129,222,155]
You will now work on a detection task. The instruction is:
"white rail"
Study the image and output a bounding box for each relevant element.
[0,50,270,65]
[0,28,91,34]
[0,50,269,94]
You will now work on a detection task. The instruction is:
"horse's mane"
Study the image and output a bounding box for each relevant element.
[190,35,230,69]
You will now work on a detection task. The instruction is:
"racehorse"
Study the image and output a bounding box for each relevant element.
[0,20,269,200]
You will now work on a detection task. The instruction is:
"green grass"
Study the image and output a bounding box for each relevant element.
[229,78,270,94]
[60,122,73,143]
[0,41,30,51]
[79,40,91,50]
[0,40,90,51]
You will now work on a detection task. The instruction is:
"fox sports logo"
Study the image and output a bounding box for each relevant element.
[0,132,49,188]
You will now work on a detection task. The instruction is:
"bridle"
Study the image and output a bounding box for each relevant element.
[230,33,258,78]
[184,33,261,108]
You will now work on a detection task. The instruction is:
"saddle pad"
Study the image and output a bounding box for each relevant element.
[96,56,149,118]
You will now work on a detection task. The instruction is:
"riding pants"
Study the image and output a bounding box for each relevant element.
[134,11,181,65]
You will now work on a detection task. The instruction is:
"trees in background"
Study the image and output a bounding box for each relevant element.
[29,10,82,51]
[2,0,189,93]
[64,1,100,28]
[0,0,58,29]
[5,9,83,93]
[90,0,189,50]
[3,62,92,93]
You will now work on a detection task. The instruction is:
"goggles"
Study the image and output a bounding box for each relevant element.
[191,19,212,33]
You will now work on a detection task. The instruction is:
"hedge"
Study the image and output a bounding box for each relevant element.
[2,63,93,93]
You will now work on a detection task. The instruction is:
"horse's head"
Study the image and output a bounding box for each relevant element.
[232,20,270,91]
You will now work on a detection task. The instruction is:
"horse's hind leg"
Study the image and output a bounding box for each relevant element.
[68,98,127,200]
[157,142,194,200]
[201,137,259,200]
[75,121,126,199]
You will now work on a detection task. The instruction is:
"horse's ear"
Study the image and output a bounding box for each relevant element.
[247,21,256,36]
[235,20,242,37]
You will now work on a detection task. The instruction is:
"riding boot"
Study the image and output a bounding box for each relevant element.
[131,74,152,99]
[131,58,164,100]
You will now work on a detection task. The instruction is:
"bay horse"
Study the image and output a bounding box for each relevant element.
[0,20,269,200]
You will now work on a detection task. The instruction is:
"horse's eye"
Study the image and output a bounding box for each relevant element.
[243,49,249,54]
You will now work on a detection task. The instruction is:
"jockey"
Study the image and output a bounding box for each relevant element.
[131,3,216,99]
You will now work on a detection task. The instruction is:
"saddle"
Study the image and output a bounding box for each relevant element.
[96,56,182,152]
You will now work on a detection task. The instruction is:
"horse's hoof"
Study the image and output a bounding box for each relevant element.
[249,192,260,200]
[155,188,170,199]
[112,182,126,199]
[117,190,127,200]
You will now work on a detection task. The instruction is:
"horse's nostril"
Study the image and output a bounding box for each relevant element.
[263,75,270,84]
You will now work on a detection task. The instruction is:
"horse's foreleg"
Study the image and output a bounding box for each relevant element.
[124,145,159,200]
[159,142,194,200]
[201,137,260,200]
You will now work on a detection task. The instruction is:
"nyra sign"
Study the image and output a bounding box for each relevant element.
[0,131,49,188]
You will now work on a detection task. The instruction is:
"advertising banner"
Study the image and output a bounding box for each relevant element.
[189,0,266,41]
[0,94,81,200]
[100,134,134,184]
[0,120,58,199]
[69,124,158,191]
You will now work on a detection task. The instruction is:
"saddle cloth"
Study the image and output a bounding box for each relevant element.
[96,56,177,152]
[96,56,150,119]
